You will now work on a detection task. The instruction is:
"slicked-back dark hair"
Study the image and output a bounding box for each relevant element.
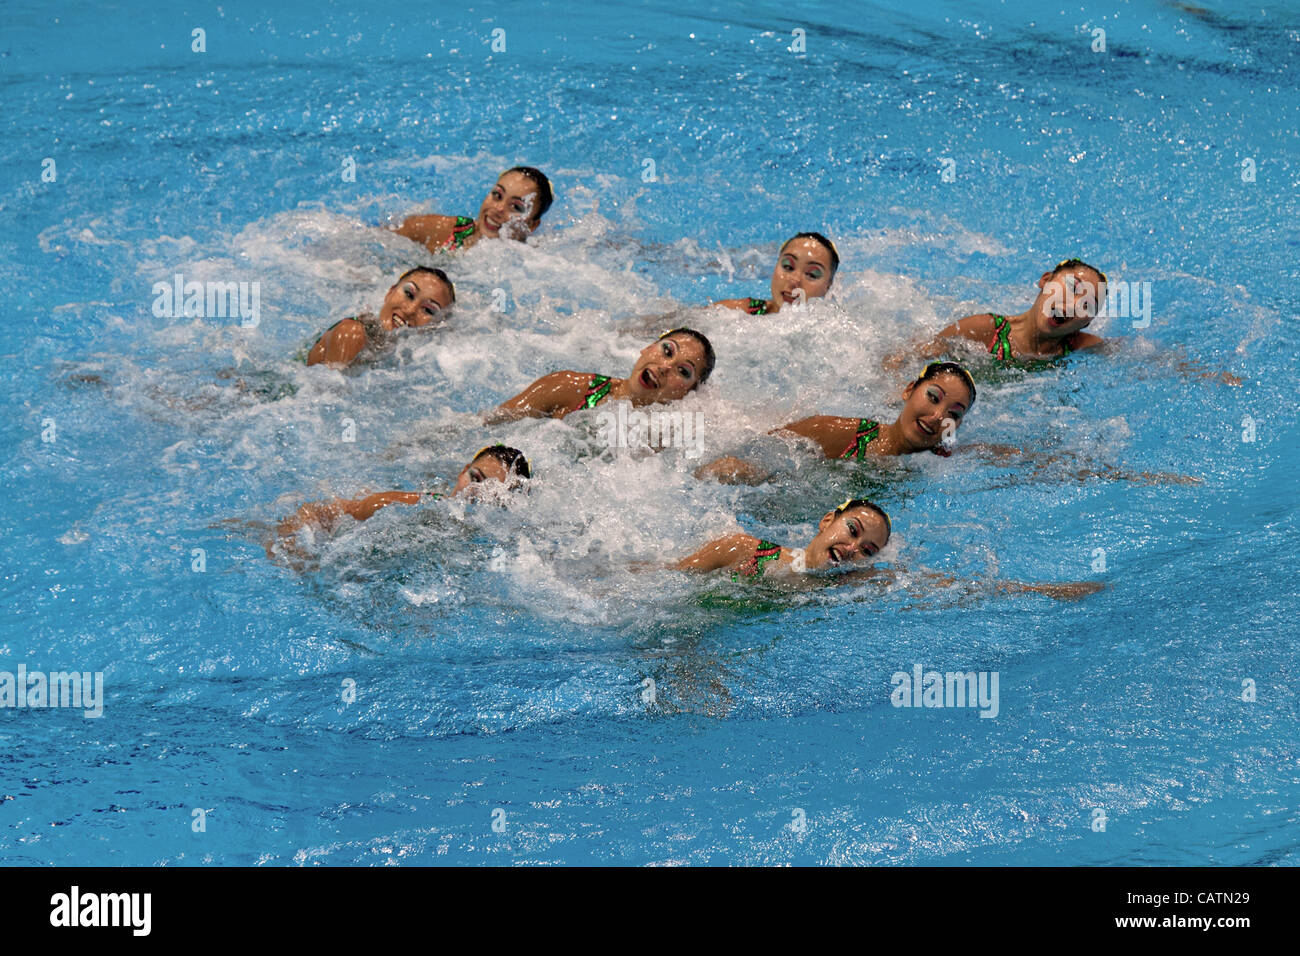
[912,361,976,408]
[472,444,532,482]
[1051,257,1107,285]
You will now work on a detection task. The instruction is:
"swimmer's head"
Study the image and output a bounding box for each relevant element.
[899,362,975,453]
[477,167,553,240]
[806,497,891,570]
[452,444,532,498]
[380,267,455,330]
[1034,257,1107,336]
[772,232,839,307]
[506,166,554,221]
[625,328,716,405]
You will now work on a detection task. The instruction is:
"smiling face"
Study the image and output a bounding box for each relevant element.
[806,506,890,570]
[625,334,707,404]
[476,170,542,240]
[1034,263,1105,338]
[451,452,511,498]
[898,371,972,450]
[378,272,454,330]
[770,237,834,308]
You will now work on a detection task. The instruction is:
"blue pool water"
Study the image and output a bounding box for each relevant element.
[2,0,1297,865]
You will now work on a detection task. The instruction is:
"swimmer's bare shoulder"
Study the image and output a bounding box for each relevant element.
[712,298,758,313]
[306,317,367,367]
[675,532,760,572]
[778,415,859,458]
[898,313,999,365]
[937,312,999,343]
[392,214,458,250]
[490,370,609,421]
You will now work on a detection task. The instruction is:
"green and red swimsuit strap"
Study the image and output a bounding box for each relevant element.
[732,540,782,580]
[840,418,880,459]
[572,374,613,412]
[444,215,476,250]
[988,314,1012,361]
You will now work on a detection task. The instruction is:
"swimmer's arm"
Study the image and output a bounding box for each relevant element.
[884,314,994,370]
[776,416,857,459]
[276,500,346,540]
[1033,450,1201,485]
[836,564,895,585]
[267,500,343,562]
[918,570,1105,601]
[959,442,1028,465]
[391,214,455,249]
[674,533,759,572]
[962,443,1200,485]
[1065,463,1202,486]
[994,579,1106,600]
[1169,349,1243,386]
[694,417,852,483]
[1108,338,1240,385]
[694,455,770,485]
[306,318,367,367]
[843,565,1103,601]
[486,371,588,423]
[274,491,421,540]
[712,298,761,313]
[338,491,423,521]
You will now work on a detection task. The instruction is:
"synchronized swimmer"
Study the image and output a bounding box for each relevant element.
[713,232,839,315]
[305,266,456,368]
[698,361,975,484]
[676,496,1102,599]
[912,258,1106,366]
[269,444,530,559]
[263,159,1230,602]
[677,497,891,576]
[486,328,715,422]
[392,166,554,253]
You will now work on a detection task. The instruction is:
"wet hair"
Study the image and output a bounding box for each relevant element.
[912,361,976,408]
[397,266,456,303]
[657,327,716,386]
[834,497,892,542]
[780,232,840,277]
[1051,257,1107,286]
[471,444,532,483]
[503,166,554,222]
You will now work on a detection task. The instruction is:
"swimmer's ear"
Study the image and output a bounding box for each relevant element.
[818,511,836,532]
[1036,270,1054,290]
[902,379,918,400]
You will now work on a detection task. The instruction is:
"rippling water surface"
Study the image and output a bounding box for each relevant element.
[2,0,1297,864]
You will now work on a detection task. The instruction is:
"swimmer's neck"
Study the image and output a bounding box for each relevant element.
[764,545,806,573]
[1008,309,1068,355]
[875,418,925,456]
[459,216,485,249]
[605,378,632,403]
[606,379,668,407]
